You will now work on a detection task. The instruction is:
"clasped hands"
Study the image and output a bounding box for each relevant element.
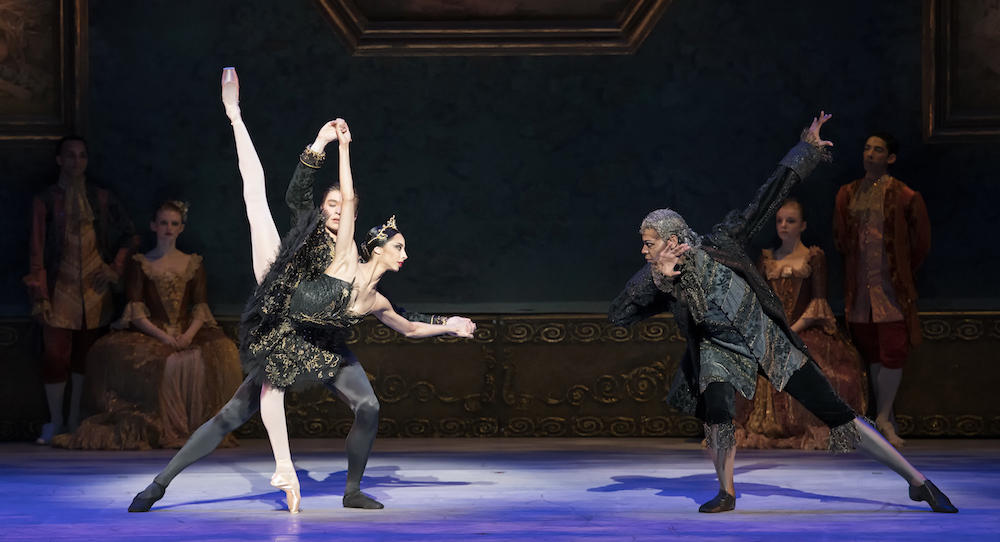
[446,316,477,338]
[314,119,352,149]
[158,329,196,350]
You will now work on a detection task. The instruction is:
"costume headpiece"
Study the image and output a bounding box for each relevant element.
[372,215,398,242]
[169,200,190,222]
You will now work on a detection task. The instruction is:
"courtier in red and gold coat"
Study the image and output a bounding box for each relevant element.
[833,131,930,449]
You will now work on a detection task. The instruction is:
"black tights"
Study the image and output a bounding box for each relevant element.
[701,359,857,426]
[152,351,379,496]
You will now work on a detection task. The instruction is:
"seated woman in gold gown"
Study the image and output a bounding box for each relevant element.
[735,198,868,450]
[54,201,243,450]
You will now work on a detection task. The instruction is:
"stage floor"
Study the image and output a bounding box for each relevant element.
[1,438,995,541]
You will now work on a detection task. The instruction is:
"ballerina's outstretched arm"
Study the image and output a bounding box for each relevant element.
[321,119,361,282]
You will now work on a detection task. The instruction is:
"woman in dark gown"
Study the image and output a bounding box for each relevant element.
[54,202,241,450]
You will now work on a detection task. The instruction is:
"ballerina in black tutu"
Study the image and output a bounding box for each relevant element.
[229,86,476,513]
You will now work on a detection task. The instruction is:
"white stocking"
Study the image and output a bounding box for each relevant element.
[230,113,280,285]
[853,418,924,486]
[259,382,295,481]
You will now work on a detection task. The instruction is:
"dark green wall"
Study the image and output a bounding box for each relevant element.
[2,0,997,315]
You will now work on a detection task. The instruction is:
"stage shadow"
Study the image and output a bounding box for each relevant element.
[158,465,480,511]
[587,462,925,511]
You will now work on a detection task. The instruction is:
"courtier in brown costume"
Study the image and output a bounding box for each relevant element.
[833,131,930,449]
[24,136,138,445]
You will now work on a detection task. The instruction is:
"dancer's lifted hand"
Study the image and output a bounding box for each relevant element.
[652,242,690,278]
[804,111,833,148]
[335,119,352,147]
[314,119,343,147]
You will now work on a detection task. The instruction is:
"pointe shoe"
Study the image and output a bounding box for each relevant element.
[128,481,166,513]
[909,480,958,513]
[698,490,736,513]
[343,490,384,509]
[221,67,239,107]
[271,471,301,514]
[877,420,906,449]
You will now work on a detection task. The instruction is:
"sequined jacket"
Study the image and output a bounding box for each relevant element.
[609,141,826,415]
[833,176,929,346]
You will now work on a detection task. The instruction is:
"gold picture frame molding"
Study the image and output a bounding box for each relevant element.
[922,0,1000,142]
[0,0,87,141]
[313,0,674,56]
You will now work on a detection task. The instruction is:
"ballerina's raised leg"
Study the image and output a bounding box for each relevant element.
[223,68,300,514]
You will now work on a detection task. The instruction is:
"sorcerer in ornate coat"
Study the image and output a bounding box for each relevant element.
[609,113,956,514]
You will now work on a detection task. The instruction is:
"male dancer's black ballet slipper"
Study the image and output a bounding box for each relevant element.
[698,490,736,513]
[128,481,166,513]
[343,490,384,509]
[909,480,958,513]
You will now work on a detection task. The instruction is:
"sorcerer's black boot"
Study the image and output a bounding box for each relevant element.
[128,481,165,513]
[909,480,958,513]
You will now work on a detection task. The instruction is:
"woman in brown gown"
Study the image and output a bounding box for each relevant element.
[54,201,242,450]
[736,199,868,450]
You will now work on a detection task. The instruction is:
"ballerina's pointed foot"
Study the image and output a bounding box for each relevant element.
[910,480,958,513]
[271,472,301,514]
[221,67,239,106]
[128,481,166,513]
[343,490,384,509]
[698,490,736,513]
[220,67,241,120]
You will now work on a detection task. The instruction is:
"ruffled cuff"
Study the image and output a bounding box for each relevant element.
[801,298,837,334]
[23,269,48,301]
[299,147,326,168]
[651,267,675,294]
[102,262,121,285]
[780,140,829,181]
[118,301,151,327]
[190,303,218,327]
[31,299,51,317]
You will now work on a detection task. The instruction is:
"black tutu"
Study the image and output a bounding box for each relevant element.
[238,209,362,390]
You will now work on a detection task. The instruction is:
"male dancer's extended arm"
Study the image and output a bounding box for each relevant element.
[712,114,832,246]
[286,155,320,223]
